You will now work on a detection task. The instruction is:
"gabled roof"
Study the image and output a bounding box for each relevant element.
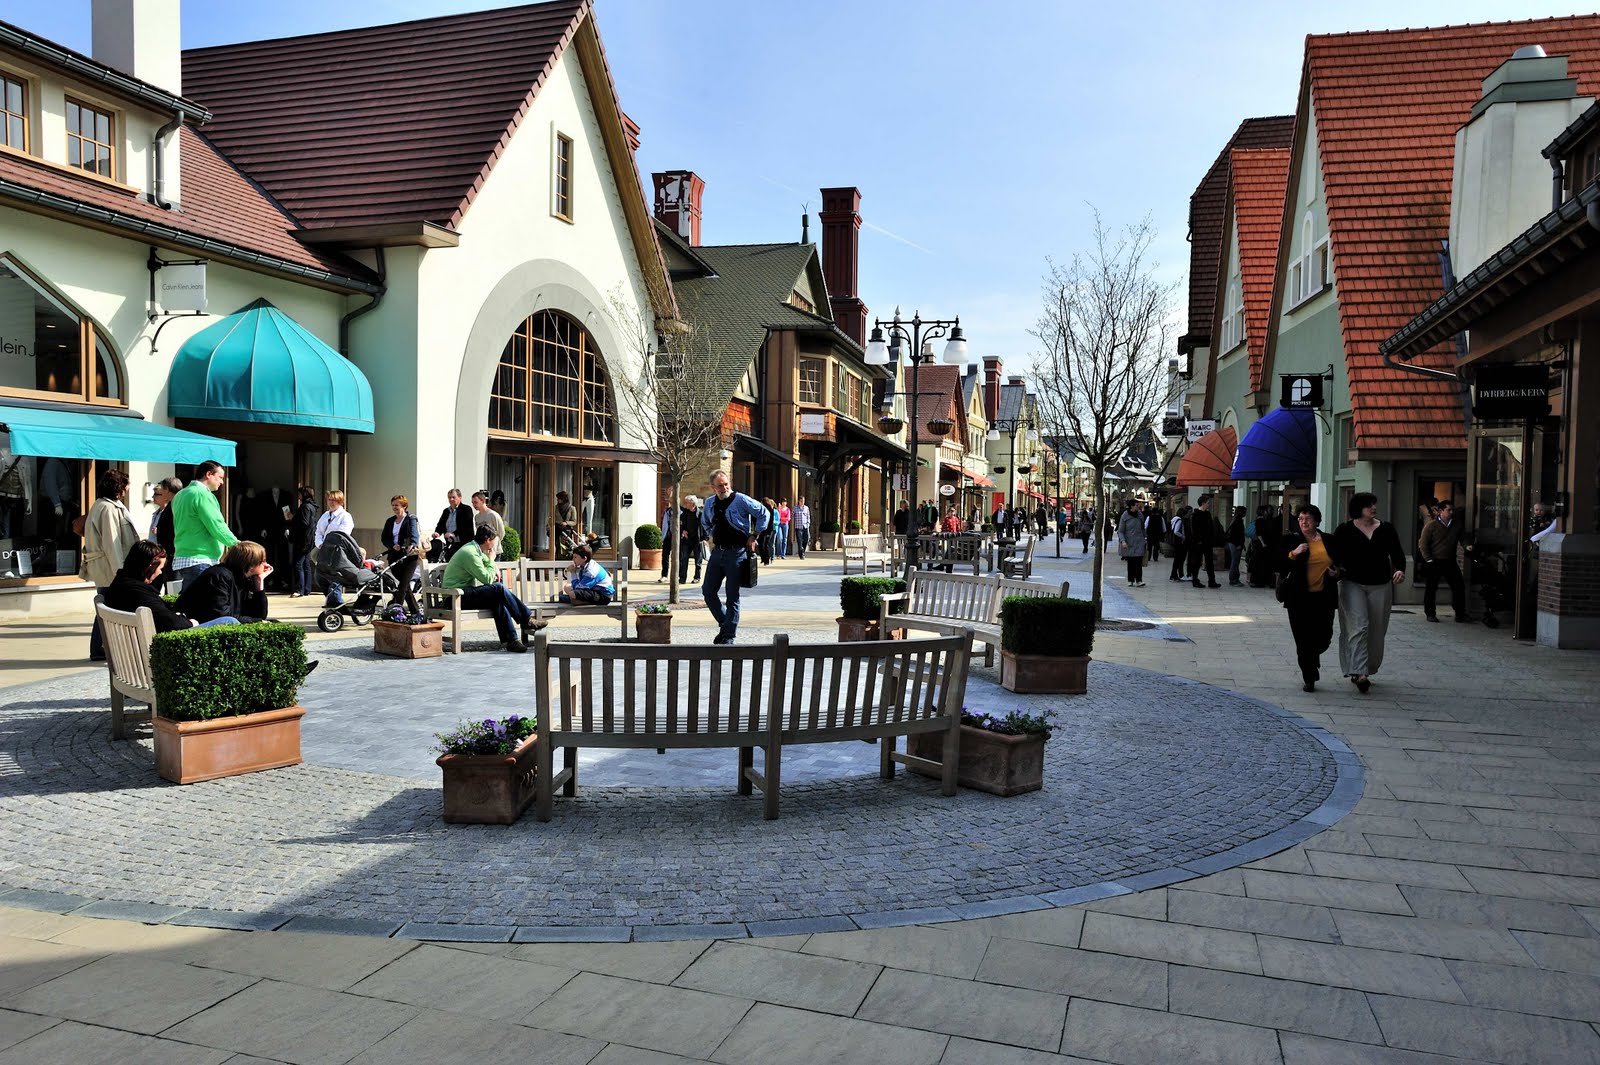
[907,364,965,444]
[961,366,982,414]
[1229,148,1291,394]
[1298,15,1600,452]
[997,381,1029,424]
[1180,116,1295,355]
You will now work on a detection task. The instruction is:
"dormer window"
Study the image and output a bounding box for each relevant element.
[66,97,114,178]
[1,73,25,151]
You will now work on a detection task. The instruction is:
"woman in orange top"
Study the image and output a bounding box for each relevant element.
[1278,503,1342,692]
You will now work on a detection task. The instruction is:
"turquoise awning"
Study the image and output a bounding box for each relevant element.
[168,299,375,433]
[0,405,237,465]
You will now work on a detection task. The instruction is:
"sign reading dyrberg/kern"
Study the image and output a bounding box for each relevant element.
[1471,363,1549,421]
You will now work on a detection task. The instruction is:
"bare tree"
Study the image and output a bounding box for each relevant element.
[1031,212,1178,619]
[609,287,728,603]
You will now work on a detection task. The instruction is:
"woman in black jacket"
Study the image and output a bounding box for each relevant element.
[176,541,270,624]
[290,486,318,598]
[1278,504,1341,691]
[1331,492,1409,693]
[102,541,196,633]
[380,494,423,614]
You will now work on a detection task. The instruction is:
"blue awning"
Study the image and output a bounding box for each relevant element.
[1231,407,1317,482]
[0,404,236,465]
[168,299,374,433]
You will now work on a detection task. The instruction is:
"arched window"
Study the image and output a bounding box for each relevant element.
[488,309,614,445]
[0,253,123,405]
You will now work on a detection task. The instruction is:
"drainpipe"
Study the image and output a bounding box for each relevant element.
[1380,241,1462,384]
[338,247,386,355]
[150,111,185,211]
[1551,157,1566,213]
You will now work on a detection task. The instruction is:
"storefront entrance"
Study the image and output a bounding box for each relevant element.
[486,451,618,560]
[1469,422,1561,638]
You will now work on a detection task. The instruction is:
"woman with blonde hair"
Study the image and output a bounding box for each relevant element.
[175,540,270,625]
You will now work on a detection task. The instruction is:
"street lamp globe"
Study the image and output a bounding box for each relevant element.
[985,427,1001,441]
[941,324,968,364]
[863,326,890,365]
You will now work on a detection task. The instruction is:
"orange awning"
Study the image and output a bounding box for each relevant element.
[1174,426,1238,488]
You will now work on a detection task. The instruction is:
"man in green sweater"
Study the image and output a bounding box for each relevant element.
[169,461,238,592]
[443,527,536,652]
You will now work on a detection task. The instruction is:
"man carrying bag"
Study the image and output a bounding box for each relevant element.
[700,469,769,645]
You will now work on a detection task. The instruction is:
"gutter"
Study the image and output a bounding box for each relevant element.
[0,179,383,295]
[0,24,212,121]
[338,247,387,355]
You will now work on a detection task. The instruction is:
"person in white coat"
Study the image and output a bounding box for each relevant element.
[83,468,140,661]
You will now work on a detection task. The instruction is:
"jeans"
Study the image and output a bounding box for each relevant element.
[293,550,313,596]
[459,583,531,644]
[793,527,809,558]
[1227,543,1243,584]
[1338,580,1394,677]
[90,587,109,659]
[198,616,240,627]
[676,537,699,583]
[175,564,209,592]
[560,587,612,605]
[1287,589,1336,683]
[702,545,745,642]
[775,524,788,558]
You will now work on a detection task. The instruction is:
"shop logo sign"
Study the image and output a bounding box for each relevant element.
[0,336,32,358]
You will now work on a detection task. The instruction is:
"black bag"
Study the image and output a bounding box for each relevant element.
[740,554,758,588]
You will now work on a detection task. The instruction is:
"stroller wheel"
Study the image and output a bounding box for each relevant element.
[349,605,376,626]
[317,610,345,633]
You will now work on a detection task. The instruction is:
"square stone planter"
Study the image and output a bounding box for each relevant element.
[907,725,1047,796]
[154,706,306,785]
[372,619,447,659]
[636,612,673,644]
[1001,651,1089,694]
[436,734,538,824]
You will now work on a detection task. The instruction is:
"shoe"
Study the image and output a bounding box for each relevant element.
[1191,581,1203,588]
[1208,583,1222,589]
[1425,614,1439,622]
[504,639,527,653]
[1355,677,1371,694]
[1229,581,1243,587]
[1302,681,1315,692]
[300,660,319,681]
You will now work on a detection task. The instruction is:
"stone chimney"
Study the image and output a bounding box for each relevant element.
[1450,46,1592,278]
[819,187,868,345]
[652,171,704,246]
[93,0,181,205]
[983,356,1003,422]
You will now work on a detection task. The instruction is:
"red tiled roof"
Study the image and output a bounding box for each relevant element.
[1182,116,1294,350]
[1229,148,1291,394]
[907,364,965,445]
[1306,15,1600,451]
[0,127,372,287]
[181,0,587,231]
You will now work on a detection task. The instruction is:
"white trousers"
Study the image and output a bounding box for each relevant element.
[1338,580,1393,677]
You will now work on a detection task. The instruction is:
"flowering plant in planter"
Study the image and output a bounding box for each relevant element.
[434,715,536,757]
[381,604,431,625]
[636,602,672,615]
[961,707,1057,740]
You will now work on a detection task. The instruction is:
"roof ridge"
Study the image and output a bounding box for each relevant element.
[1307,12,1600,44]
[182,0,584,54]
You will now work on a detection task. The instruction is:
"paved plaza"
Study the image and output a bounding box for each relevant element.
[0,546,1597,1063]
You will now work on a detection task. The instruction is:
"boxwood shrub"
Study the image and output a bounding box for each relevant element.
[1000,596,1095,657]
[840,576,906,620]
[150,623,307,722]
[498,526,522,561]
[634,522,663,550]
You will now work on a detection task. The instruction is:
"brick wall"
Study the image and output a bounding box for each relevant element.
[1539,548,1600,618]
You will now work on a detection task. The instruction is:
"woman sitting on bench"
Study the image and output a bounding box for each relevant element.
[561,543,614,605]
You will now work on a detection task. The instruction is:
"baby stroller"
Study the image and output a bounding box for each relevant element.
[1475,548,1516,630]
[314,530,400,632]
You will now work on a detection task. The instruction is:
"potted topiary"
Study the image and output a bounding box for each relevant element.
[372,603,448,659]
[1000,596,1095,693]
[636,602,673,644]
[846,519,863,534]
[498,526,522,561]
[909,707,1057,795]
[634,523,663,573]
[434,715,537,824]
[838,575,905,641]
[149,623,308,784]
[821,520,842,551]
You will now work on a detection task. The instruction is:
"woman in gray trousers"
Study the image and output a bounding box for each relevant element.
[1330,492,1408,693]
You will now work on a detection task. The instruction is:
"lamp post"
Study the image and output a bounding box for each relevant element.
[865,309,967,578]
[986,414,1034,535]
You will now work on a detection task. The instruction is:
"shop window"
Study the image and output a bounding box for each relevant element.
[0,452,87,581]
[0,254,124,404]
[66,97,114,178]
[1220,278,1244,353]
[1336,413,1355,467]
[488,309,614,446]
[1,73,25,151]
[553,131,573,221]
[799,358,824,405]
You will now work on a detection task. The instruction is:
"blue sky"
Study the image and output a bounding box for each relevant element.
[9,0,1597,365]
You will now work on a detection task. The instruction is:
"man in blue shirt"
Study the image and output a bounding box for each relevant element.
[700,470,770,645]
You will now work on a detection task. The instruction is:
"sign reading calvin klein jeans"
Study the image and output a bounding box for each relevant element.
[1471,364,1549,420]
[798,412,827,435]
[157,262,208,314]
[1280,374,1324,410]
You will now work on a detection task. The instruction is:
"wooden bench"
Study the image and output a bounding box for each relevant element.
[532,629,974,820]
[422,559,631,651]
[878,570,1069,667]
[841,533,891,574]
[1000,535,1038,579]
[95,599,157,740]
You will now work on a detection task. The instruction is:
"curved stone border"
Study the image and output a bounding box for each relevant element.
[0,661,1362,943]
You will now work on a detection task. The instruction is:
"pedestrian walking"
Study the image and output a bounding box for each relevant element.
[678,495,704,584]
[1144,507,1165,567]
[1077,515,1091,553]
[791,495,811,559]
[1169,506,1189,581]
[776,499,791,559]
[1117,499,1147,587]
[314,489,355,607]
[1279,503,1341,691]
[290,486,317,597]
[757,497,777,564]
[169,460,238,593]
[659,500,675,583]
[1418,500,1471,623]
[1227,506,1248,586]
[1187,495,1221,588]
[83,468,140,661]
[1332,492,1408,694]
[700,470,769,645]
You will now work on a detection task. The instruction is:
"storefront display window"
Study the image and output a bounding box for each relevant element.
[0,444,85,580]
[0,255,121,404]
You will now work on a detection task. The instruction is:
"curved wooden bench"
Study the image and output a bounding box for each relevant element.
[878,571,1069,666]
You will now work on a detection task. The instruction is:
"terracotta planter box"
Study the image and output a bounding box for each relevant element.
[636,612,673,644]
[372,619,447,659]
[907,725,1047,796]
[154,706,306,785]
[437,734,538,824]
[1001,651,1090,694]
[837,616,906,642]
[637,548,663,572]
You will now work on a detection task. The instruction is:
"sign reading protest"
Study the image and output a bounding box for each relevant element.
[1280,374,1324,409]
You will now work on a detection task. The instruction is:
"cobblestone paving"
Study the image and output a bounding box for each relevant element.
[0,618,1343,932]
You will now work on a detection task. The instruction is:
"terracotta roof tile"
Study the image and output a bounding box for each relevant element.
[1306,15,1600,452]
[1229,148,1291,394]
[181,0,587,230]
[0,126,373,287]
[906,364,965,444]
[1183,116,1294,350]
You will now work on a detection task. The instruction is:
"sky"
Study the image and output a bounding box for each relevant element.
[8,0,1599,368]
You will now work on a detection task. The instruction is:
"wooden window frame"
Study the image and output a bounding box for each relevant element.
[0,71,27,153]
[798,357,825,406]
[65,96,115,179]
[552,130,574,222]
[488,309,614,447]
[0,254,124,406]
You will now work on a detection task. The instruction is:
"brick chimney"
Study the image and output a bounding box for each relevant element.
[983,356,1003,422]
[652,171,704,246]
[819,187,868,345]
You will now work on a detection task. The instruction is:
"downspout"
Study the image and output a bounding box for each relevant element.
[1550,156,1565,213]
[338,247,386,355]
[150,112,183,210]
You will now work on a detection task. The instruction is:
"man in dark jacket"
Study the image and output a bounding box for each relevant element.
[1188,495,1221,588]
[290,487,318,597]
[430,488,475,561]
[1418,499,1470,622]
[1143,508,1165,567]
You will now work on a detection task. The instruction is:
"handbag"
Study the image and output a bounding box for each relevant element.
[740,553,758,588]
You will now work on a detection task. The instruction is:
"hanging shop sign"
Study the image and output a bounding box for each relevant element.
[938,483,956,497]
[1162,415,1186,438]
[1185,419,1216,443]
[158,262,208,314]
[1471,364,1549,420]
[798,412,827,435]
[1280,374,1325,410]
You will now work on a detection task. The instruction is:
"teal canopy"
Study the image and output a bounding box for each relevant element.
[168,299,375,433]
[0,405,236,465]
